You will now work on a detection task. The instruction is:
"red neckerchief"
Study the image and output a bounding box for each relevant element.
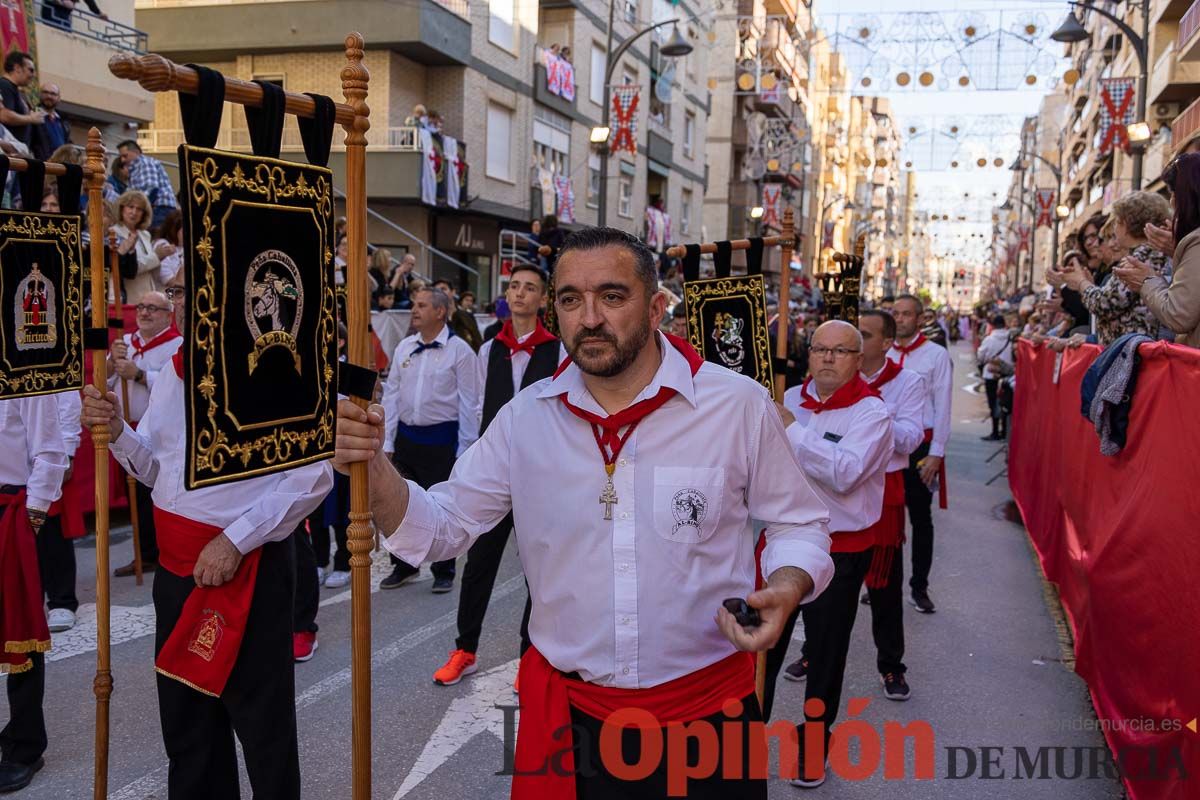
[893,333,926,368]
[131,324,182,359]
[866,358,903,390]
[798,374,880,414]
[557,333,703,466]
[172,349,183,379]
[495,318,557,360]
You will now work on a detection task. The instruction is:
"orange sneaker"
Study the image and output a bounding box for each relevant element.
[513,672,519,695]
[433,649,478,686]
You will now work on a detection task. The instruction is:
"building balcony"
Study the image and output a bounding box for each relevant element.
[35,0,154,123]
[134,0,471,65]
[1172,92,1200,145]
[1181,0,1200,59]
[533,63,576,117]
[1155,0,1194,24]
[1150,39,1200,103]
[139,125,468,202]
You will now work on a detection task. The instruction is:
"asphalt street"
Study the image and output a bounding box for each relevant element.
[6,341,1126,798]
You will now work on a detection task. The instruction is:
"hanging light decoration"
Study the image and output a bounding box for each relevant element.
[993,157,1004,167]
[919,72,935,87]
[958,76,970,87]
[896,72,912,86]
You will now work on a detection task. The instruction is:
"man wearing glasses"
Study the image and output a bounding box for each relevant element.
[765,320,894,788]
[106,291,182,577]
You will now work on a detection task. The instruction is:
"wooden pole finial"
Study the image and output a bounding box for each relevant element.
[341,33,371,148]
[108,52,176,93]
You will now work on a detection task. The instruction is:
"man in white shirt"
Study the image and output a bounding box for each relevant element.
[379,286,480,592]
[106,291,182,577]
[0,394,68,794]
[976,314,1015,442]
[855,310,928,703]
[335,227,833,798]
[768,320,893,788]
[80,270,331,800]
[433,264,559,687]
[888,294,953,614]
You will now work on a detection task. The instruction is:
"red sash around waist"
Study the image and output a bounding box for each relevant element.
[153,507,261,697]
[921,429,949,509]
[864,471,907,589]
[512,645,756,799]
[0,491,50,674]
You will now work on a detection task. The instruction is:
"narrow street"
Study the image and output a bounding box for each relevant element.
[8,343,1121,799]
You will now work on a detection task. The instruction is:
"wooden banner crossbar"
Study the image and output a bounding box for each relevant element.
[4,157,98,179]
[664,234,797,260]
[107,36,374,800]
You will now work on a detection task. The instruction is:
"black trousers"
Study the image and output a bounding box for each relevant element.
[293,528,319,635]
[866,546,906,676]
[903,441,935,594]
[762,551,871,741]
[454,512,532,655]
[134,480,160,563]
[569,692,767,799]
[390,434,456,580]
[984,378,1005,437]
[308,473,349,573]
[0,654,45,766]
[36,515,77,612]
[153,537,299,800]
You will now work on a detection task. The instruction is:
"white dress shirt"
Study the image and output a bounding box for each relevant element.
[56,390,82,454]
[108,328,183,423]
[382,324,479,457]
[0,396,69,512]
[475,331,568,425]
[385,332,833,689]
[976,329,1015,380]
[888,336,953,458]
[108,362,332,554]
[864,362,928,472]
[781,382,893,533]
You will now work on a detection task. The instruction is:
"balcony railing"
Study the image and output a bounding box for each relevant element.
[1172,93,1200,145]
[1180,0,1200,49]
[138,125,422,153]
[35,0,148,53]
[135,0,470,17]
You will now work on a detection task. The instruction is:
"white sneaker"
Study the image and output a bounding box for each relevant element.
[316,566,326,585]
[47,608,76,632]
[324,570,351,589]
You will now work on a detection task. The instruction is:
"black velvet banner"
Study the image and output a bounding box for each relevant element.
[178,145,337,489]
[683,273,773,391]
[0,209,84,398]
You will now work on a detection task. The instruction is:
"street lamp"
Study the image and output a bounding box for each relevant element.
[595,10,693,227]
[1051,1,1150,190]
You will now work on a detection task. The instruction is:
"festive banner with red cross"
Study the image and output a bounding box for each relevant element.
[610,85,639,155]
[1018,224,1031,253]
[1035,189,1056,228]
[761,184,782,230]
[554,174,575,223]
[1098,78,1136,156]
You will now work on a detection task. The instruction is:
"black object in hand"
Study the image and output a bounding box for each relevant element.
[722,597,761,628]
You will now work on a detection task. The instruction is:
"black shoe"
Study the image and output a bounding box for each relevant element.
[980,433,1002,441]
[909,589,936,614]
[782,658,809,682]
[882,672,911,701]
[789,746,826,788]
[431,577,454,594]
[0,757,44,792]
[860,591,871,605]
[380,567,417,590]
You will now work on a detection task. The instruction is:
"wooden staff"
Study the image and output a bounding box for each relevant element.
[107,239,144,585]
[340,33,374,800]
[84,127,113,800]
[664,233,795,260]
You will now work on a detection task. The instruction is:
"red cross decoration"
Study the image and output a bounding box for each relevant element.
[428,145,444,181]
[610,86,639,155]
[761,184,782,230]
[1098,78,1136,156]
[1018,224,1031,253]
[1035,189,1056,228]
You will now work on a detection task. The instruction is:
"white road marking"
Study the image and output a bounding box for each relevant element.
[45,603,156,663]
[392,658,519,799]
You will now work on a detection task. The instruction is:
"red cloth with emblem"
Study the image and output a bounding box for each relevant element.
[0,491,51,674]
[153,508,262,696]
[512,646,756,800]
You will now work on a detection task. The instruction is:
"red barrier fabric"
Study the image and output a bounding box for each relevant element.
[1009,340,1200,799]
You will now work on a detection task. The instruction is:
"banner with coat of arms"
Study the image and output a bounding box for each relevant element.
[610,85,639,155]
[1098,78,1136,156]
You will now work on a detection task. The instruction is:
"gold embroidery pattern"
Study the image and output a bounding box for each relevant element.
[684,275,774,391]
[183,147,337,487]
[0,212,83,397]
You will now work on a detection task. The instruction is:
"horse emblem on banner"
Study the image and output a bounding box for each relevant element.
[711,311,747,370]
[14,263,56,350]
[245,249,304,374]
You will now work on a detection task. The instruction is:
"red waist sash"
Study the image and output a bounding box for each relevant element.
[153,507,261,697]
[921,429,949,509]
[0,491,50,674]
[865,470,907,589]
[512,645,756,799]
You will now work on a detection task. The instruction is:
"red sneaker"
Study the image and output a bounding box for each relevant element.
[433,649,478,686]
[513,672,519,695]
[293,631,318,663]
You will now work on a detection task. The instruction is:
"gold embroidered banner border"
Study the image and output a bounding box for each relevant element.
[684,274,773,392]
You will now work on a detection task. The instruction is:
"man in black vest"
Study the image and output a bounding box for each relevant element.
[431,264,560,687]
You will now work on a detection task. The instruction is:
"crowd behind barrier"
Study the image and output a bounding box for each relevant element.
[1009,339,1200,800]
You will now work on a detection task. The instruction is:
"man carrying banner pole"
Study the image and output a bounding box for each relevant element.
[80,267,332,800]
